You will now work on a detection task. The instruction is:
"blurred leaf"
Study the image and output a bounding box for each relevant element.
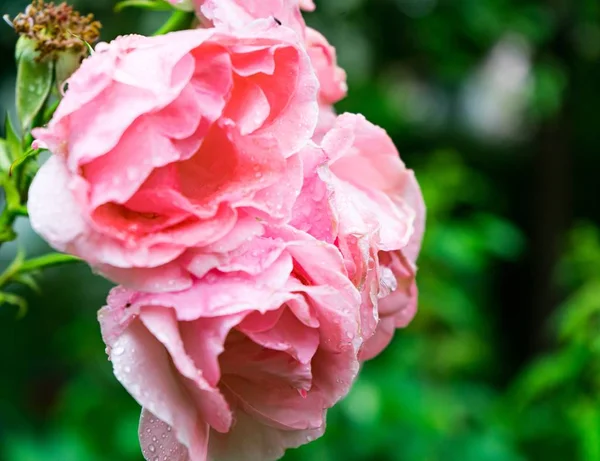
[509,348,587,408]
[530,61,568,119]
[475,214,525,260]
[557,281,600,344]
[569,399,600,461]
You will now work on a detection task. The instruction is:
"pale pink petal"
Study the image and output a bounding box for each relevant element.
[28,156,87,253]
[105,320,209,460]
[238,308,320,364]
[306,28,347,105]
[208,410,324,461]
[180,314,246,388]
[358,316,396,361]
[201,0,306,37]
[140,307,232,432]
[299,0,315,11]
[139,410,191,461]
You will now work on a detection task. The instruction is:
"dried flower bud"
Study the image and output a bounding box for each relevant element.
[12,0,101,62]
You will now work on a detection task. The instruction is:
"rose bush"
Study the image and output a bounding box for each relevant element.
[99,225,361,461]
[29,23,318,292]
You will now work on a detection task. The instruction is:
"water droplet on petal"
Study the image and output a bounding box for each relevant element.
[112,346,125,356]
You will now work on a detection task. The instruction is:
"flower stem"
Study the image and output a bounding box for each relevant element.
[0,250,81,291]
[18,253,81,274]
[153,10,195,36]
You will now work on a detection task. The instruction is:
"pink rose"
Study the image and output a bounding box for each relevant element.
[292,113,425,360]
[195,0,347,137]
[99,225,361,461]
[29,25,318,292]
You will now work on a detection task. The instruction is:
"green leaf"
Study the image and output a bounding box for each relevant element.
[508,347,588,408]
[115,0,172,12]
[568,399,600,461]
[13,273,41,293]
[15,36,54,131]
[4,113,22,160]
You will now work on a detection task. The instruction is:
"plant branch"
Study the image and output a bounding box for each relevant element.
[153,9,195,35]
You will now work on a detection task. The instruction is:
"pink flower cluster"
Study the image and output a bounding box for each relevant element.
[28,1,425,460]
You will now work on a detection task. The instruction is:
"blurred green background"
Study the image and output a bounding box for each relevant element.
[1,0,600,460]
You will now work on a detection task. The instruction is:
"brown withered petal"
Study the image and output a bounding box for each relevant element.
[12,0,101,61]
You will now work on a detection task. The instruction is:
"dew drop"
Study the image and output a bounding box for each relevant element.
[112,346,125,356]
[149,444,156,453]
